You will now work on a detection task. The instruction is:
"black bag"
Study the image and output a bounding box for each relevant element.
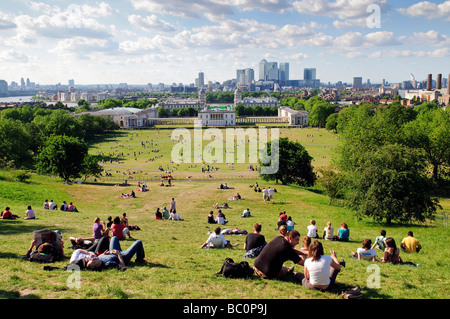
[216,258,254,279]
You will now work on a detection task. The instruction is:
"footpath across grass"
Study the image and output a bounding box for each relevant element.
[0,127,449,300]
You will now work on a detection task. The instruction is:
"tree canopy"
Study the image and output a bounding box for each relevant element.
[259,137,316,186]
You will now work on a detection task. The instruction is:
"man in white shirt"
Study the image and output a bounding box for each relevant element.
[268,187,275,202]
[262,188,268,202]
[49,200,57,210]
[200,227,231,248]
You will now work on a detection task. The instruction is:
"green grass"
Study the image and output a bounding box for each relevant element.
[0,127,449,300]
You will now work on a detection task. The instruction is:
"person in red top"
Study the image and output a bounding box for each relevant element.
[1,207,19,219]
[111,216,132,240]
[276,211,288,229]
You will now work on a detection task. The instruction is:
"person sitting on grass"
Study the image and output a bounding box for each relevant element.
[112,216,132,240]
[49,199,57,210]
[24,205,35,220]
[207,211,217,224]
[302,240,342,292]
[155,208,163,220]
[168,209,184,221]
[200,227,234,249]
[335,222,350,242]
[352,238,377,261]
[400,231,422,253]
[371,230,387,251]
[1,207,19,219]
[215,209,228,225]
[161,206,169,220]
[243,223,266,258]
[253,226,306,281]
[241,208,251,218]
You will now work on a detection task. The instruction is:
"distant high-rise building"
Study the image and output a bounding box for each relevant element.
[304,68,316,81]
[20,77,25,87]
[245,68,254,85]
[353,77,363,89]
[259,59,268,81]
[279,63,289,83]
[0,80,8,97]
[198,72,205,88]
[68,79,75,86]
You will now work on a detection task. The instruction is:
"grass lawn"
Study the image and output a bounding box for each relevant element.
[0,127,449,300]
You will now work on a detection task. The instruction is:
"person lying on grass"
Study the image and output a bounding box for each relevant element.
[62,236,146,271]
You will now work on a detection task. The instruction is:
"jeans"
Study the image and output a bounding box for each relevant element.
[109,236,145,265]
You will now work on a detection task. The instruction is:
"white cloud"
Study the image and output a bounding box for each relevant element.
[129,0,234,21]
[0,11,17,29]
[293,0,389,27]
[0,49,29,62]
[225,0,292,13]
[369,48,450,59]
[398,1,450,22]
[128,14,176,33]
[409,30,450,46]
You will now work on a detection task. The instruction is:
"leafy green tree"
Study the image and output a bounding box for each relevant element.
[344,144,440,224]
[0,118,33,168]
[35,135,88,182]
[308,101,335,127]
[158,107,169,118]
[259,137,316,186]
[235,105,245,116]
[325,113,339,132]
[81,155,103,181]
[316,166,343,205]
[402,108,450,180]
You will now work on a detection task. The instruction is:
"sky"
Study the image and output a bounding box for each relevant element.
[0,0,449,86]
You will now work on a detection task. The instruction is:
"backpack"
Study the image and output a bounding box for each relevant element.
[216,258,254,279]
[342,286,363,299]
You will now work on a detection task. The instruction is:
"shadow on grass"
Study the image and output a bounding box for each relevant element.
[0,220,59,236]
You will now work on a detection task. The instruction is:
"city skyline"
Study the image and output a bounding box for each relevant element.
[0,0,449,85]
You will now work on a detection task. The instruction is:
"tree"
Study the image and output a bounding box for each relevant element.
[316,166,343,205]
[259,137,316,186]
[35,135,88,182]
[308,101,335,127]
[343,144,440,224]
[81,155,103,181]
[158,107,169,118]
[402,108,450,180]
[0,118,33,168]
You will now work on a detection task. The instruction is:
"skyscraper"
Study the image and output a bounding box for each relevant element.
[279,63,289,83]
[198,72,205,88]
[353,77,363,89]
[304,68,316,81]
[259,59,268,81]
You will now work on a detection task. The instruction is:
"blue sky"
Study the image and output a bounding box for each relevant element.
[0,0,449,86]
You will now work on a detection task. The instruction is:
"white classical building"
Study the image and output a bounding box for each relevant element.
[156,88,207,111]
[234,88,280,108]
[79,107,158,128]
[278,106,309,126]
[197,107,236,126]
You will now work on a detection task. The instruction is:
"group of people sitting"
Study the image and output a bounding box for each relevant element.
[43,199,78,212]
[351,230,421,266]
[155,198,184,220]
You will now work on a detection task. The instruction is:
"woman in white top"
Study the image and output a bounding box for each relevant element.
[24,206,35,219]
[307,220,318,238]
[323,222,334,240]
[352,238,377,261]
[303,240,341,291]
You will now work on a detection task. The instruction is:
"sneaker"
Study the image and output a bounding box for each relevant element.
[340,259,346,268]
